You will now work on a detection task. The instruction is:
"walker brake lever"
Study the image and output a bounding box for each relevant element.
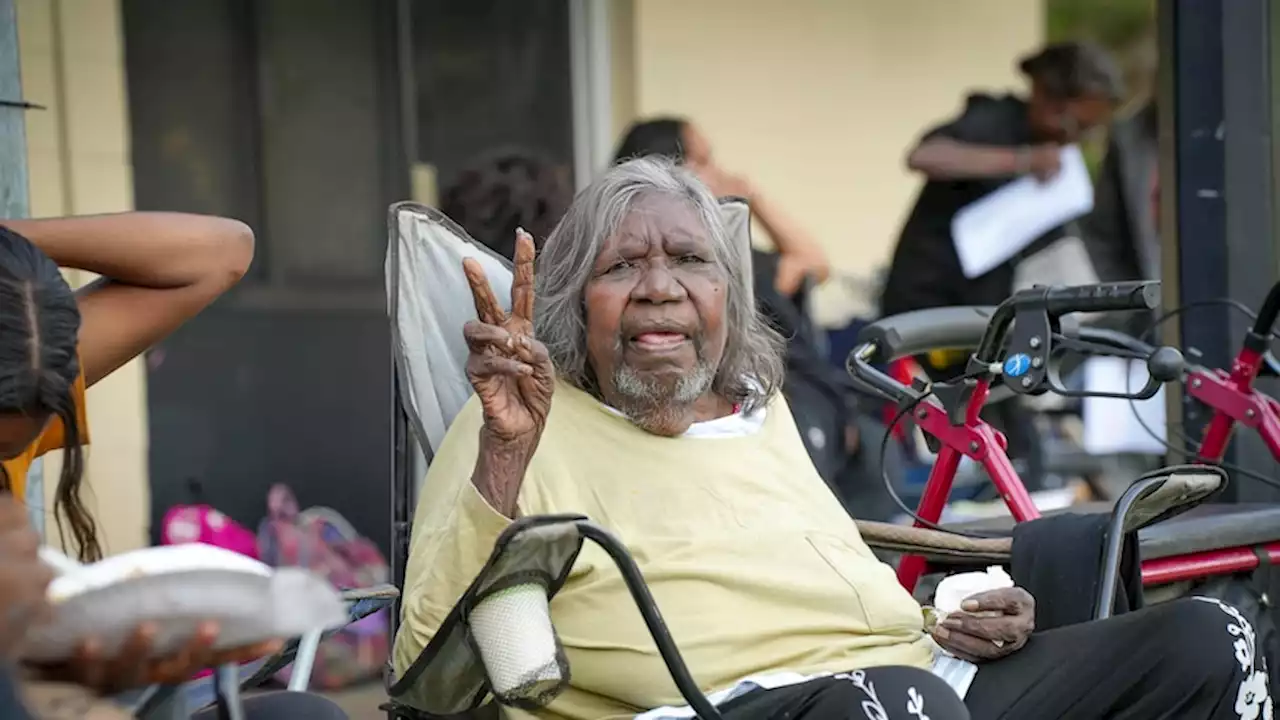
[1033,333,1182,401]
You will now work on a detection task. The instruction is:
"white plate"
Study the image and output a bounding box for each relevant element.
[25,545,347,663]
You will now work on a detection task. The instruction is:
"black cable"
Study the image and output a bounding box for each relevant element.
[1126,301,1280,490]
[1124,299,1280,492]
[878,376,1004,539]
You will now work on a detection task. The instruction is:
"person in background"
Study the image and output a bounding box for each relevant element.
[879,42,1125,489]
[613,118,901,521]
[882,39,1124,316]
[440,146,573,256]
[1083,99,1160,286]
[0,214,348,718]
[615,118,830,296]
[1084,22,1160,290]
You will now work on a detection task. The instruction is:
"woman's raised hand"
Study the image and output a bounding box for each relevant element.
[462,230,555,447]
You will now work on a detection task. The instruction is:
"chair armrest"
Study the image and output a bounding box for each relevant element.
[855,520,1011,562]
[239,585,399,690]
[340,583,401,602]
[1094,466,1226,619]
[1113,468,1224,536]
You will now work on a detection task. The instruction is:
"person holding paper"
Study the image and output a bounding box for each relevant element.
[881,40,1123,319]
[0,216,348,716]
[877,42,1124,485]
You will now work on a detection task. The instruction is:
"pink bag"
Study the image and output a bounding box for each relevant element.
[160,504,260,560]
[256,484,389,690]
[160,504,262,681]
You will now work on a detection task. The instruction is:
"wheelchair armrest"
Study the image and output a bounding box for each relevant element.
[1094,465,1226,620]
[855,520,1011,562]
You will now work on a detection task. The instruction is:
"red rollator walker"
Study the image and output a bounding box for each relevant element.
[846,280,1280,607]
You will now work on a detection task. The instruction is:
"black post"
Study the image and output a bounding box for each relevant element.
[388,0,418,645]
[1160,0,1280,503]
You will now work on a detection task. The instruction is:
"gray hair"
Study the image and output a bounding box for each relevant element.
[534,157,785,413]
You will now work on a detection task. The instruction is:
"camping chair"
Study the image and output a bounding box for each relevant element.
[381,201,1235,719]
[381,200,971,717]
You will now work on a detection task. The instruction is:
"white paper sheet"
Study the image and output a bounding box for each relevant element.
[1081,357,1167,455]
[952,145,1095,279]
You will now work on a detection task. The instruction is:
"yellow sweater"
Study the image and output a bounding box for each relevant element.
[394,381,932,719]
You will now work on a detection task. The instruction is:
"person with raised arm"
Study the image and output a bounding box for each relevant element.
[881,41,1123,321]
[0,213,348,716]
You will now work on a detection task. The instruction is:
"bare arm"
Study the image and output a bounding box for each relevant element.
[906,138,1023,181]
[0,212,254,387]
[748,189,831,296]
[472,432,535,518]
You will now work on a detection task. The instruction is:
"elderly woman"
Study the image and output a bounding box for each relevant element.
[394,158,1267,720]
[613,117,901,521]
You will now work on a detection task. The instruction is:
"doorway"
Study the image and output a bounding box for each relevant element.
[123,0,578,551]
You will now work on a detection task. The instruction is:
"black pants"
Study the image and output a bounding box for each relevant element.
[718,598,1268,719]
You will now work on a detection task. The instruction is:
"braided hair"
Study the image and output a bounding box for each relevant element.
[0,226,99,561]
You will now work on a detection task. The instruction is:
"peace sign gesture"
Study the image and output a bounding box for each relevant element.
[462,229,555,446]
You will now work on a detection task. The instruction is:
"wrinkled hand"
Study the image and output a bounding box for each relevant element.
[463,229,555,444]
[0,496,53,658]
[931,587,1034,662]
[31,621,283,694]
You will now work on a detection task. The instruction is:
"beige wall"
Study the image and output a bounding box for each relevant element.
[7,0,1039,554]
[16,0,149,555]
[622,0,1043,323]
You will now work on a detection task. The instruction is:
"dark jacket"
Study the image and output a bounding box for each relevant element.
[1083,102,1160,284]
[881,93,1067,316]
